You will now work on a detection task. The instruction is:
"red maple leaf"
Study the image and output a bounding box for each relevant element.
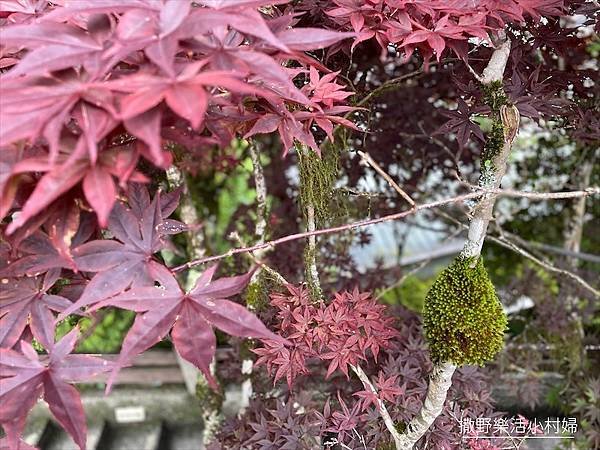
[0,329,112,450]
[58,188,183,318]
[88,264,287,391]
[0,270,76,349]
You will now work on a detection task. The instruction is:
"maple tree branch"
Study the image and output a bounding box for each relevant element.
[249,141,268,253]
[173,187,593,273]
[165,165,204,262]
[239,141,270,414]
[353,58,469,109]
[231,232,289,286]
[305,202,322,298]
[296,144,324,300]
[246,141,277,283]
[481,31,511,84]
[355,68,425,107]
[433,210,600,299]
[490,230,600,299]
[357,150,416,207]
[504,236,600,264]
[559,152,596,366]
[397,34,516,450]
[460,104,520,260]
[396,362,457,449]
[166,165,222,444]
[78,310,107,343]
[351,364,403,448]
[465,185,599,200]
[321,60,458,151]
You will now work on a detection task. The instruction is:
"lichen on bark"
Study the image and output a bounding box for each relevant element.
[423,255,507,366]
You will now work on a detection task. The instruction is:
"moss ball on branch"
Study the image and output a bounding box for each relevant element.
[423,256,507,366]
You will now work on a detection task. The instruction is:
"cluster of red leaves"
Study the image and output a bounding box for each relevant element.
[211,308,503,449]
[0,0,356,236]
[353,372,404,411]
[0,185,284,450]
[0,3,358,445]
[323,0,567,64]
[254,285,398,387]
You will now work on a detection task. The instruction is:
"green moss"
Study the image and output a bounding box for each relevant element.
[245,279,268,312]
[482,119,505,165]
[481,80,507,111]
[297,143,341,226]
[297,143,342,300]
[394,421,407,433]
[423,255,507,366]
[479,80,509,178]
[195,377,223,410]
[245,270,282,312]
[376,442,396,450]
[242,271,284,358]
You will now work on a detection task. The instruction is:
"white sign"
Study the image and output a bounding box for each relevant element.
[115,406,146,423]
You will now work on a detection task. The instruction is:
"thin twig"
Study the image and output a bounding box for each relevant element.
[172,188,594,273]
[351,364,403,448]
[490,232,599,299]
[78,310,108,343]
[306,203,322,298]
[357,150,416,207]
[249,142,268,248]
[165,165,204,263]
[376,228,463,300]
[230,231,288,286]
[355,69,424,107]
[435,210,600,299]
[240,141,274,414]
[467,185,599,200]
[320,61,460,150]
[502,232,600,264]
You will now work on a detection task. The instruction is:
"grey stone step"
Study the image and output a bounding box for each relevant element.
[95,422,163,450]
[158,424,204,450]
[35,421,104,450]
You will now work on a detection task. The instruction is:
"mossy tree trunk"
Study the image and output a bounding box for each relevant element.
[396,34,518,450]
[297,144,340,301]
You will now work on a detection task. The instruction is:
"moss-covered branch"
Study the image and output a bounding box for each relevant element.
[397,35,516,450]
[297,144,340,300]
